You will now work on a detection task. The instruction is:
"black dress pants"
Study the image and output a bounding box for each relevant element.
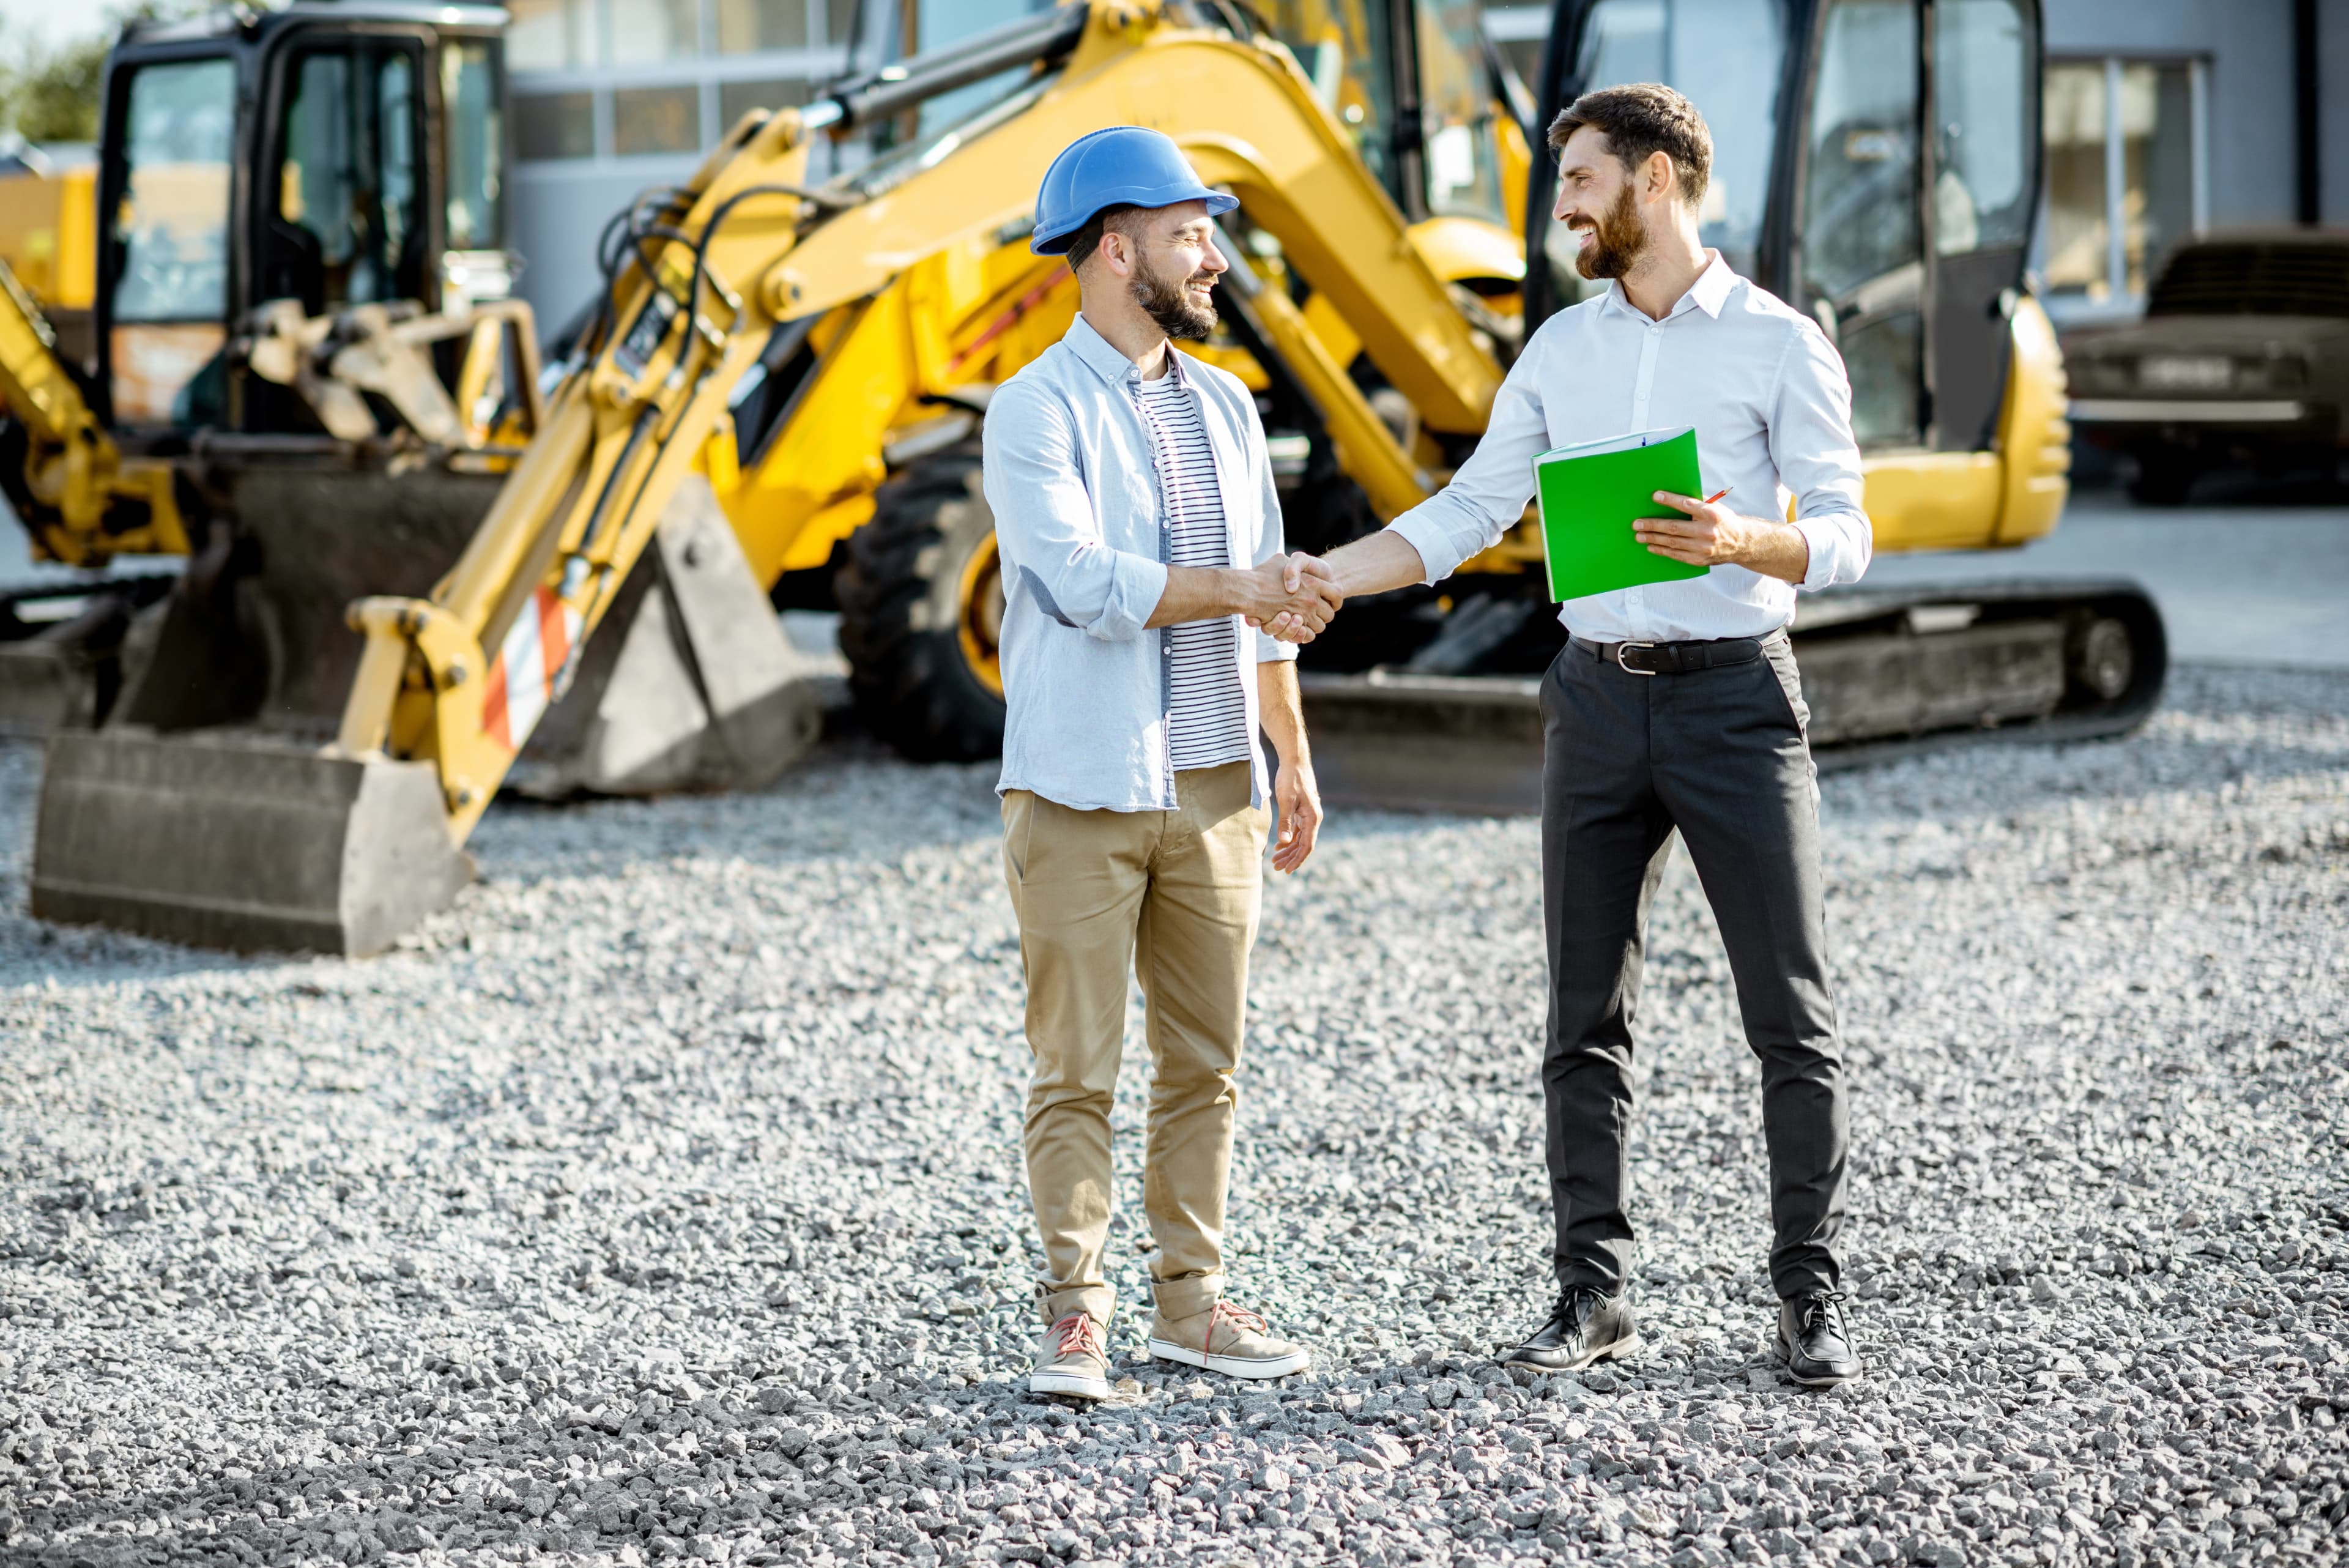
[1538,633,1847,1300]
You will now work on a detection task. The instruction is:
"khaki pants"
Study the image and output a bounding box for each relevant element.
[1001,761,1267,1328]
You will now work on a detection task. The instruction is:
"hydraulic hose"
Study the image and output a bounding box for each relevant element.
[804,4,1089,134]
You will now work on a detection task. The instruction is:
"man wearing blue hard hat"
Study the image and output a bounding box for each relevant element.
[983,125,1340,1402]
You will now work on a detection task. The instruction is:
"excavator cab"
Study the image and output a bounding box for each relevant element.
[1524,0,2041,469]
[95,1,511,434]
[1294,0,2163,808]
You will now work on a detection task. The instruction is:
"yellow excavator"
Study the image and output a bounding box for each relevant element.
[0,1,543,740]
[21,0,2163,955]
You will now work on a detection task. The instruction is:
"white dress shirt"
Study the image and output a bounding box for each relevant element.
[1390,253,1872,643]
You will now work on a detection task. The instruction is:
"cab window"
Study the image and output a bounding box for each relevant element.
[1564,0,1787,285]
[1801,0,1923,448]
[442,40,505,253]
[265,42,428,314]
[109,56,236,425]
[112,58,236,323]
[1265,1,1402,199]
[1417,0,1509,226]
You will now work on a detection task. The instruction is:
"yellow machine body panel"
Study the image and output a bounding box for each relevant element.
[0,162,98,314]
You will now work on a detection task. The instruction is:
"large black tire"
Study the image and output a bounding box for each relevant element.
[836,439,1008,762]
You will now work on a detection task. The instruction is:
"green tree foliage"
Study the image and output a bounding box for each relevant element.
[0,29,113,144]
[0,7,205,145]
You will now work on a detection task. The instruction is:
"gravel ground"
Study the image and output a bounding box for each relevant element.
[1,664,2345,1568]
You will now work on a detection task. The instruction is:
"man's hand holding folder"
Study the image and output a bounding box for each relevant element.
[1638,485,1816,582]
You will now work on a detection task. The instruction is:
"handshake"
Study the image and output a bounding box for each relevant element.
[1236,552,1347,644]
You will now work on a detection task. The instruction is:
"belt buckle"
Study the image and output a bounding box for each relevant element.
[1614,641,1660,676]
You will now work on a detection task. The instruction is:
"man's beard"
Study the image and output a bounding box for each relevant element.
[1573,184,1648,280]
[1131,256,1217,341]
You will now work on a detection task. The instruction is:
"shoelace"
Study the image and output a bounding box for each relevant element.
[1554,1286,1606,1332]
[1206,1301,1269,1354]
[1796,1290,1848,1338]
[1053,1313,1104,1360]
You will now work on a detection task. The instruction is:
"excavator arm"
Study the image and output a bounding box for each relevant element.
[31,0,1510,953]
[343,0,1497,841]
[0,258,187,565]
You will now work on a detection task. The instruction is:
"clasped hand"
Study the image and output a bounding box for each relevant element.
[1242,552,1345,644]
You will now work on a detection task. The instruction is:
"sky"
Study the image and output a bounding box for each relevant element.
[0,0,125,60]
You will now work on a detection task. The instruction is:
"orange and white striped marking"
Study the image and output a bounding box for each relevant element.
[481,586,581,753]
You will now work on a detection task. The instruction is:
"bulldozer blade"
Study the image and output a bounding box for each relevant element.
[29,729,473,956]
[513,474,826,797]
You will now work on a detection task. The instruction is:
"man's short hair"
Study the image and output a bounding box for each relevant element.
[1063,203,1148,276]
[1548,83,1712,211]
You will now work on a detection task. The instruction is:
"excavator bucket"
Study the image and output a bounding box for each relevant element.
[29,730,473,956]
[24,476,825,957]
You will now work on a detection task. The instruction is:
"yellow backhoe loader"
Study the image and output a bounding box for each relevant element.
[24,0,2164,957]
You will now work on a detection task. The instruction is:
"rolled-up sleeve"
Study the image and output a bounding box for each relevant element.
[1387,347,1551,584]
[1772,324,1874,591]
[982,381,1168,641]
[1244,404,1297,664]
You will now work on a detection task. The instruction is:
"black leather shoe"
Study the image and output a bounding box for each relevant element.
[1777,1290,1863,1386]
[1503,1287,1639,1371]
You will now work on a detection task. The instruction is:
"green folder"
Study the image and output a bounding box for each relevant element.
[1533,425,1712,601]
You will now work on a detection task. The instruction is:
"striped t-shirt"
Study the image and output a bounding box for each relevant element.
[1131,366,1252,771]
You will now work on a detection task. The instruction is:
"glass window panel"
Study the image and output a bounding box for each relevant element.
[377,54,418,292]
[515,91,596,161]
[2121,61,2194,296]
[613,84,702,154]
[717,0,807,54]
[270,47,425,309]
[1263,0,1400,200]
[609,0,702,61]
[1419,0,1507,226]
[508,0,595,72]
[443,41,505,250]
[825,0,856,49]
[113,57,236,322]
[1565,0,1786,280]
[719,76,807,130]
[1802,0,1920,302]
[2041,62,2107,297]
[1803,0,1921,449]
[1839,309,1919,447]
[1932,0,2033,254]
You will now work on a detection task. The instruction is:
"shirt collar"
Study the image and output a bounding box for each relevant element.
[1063,313,1186,387]
[1600,249,1740,323]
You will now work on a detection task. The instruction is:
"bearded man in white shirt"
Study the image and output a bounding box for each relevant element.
[1305,83,1869,1386]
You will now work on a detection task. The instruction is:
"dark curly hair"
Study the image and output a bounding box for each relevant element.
[1548,83,1712,212]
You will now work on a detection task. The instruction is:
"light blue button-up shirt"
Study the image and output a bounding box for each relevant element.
[983,314,1295,813]
[1390,254,1872,641]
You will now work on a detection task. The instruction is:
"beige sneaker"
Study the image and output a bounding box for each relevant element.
[1148,1299,1310,1380]
[1030,1311,1111,1401]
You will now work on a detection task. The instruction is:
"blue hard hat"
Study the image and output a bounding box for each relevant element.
[1030,126,1238,256]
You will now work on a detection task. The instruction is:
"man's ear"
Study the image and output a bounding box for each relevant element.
[1642,149,1675,207]
[1097,228,1132,278]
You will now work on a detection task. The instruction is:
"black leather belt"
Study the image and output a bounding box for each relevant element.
[1570,631,1781,675]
